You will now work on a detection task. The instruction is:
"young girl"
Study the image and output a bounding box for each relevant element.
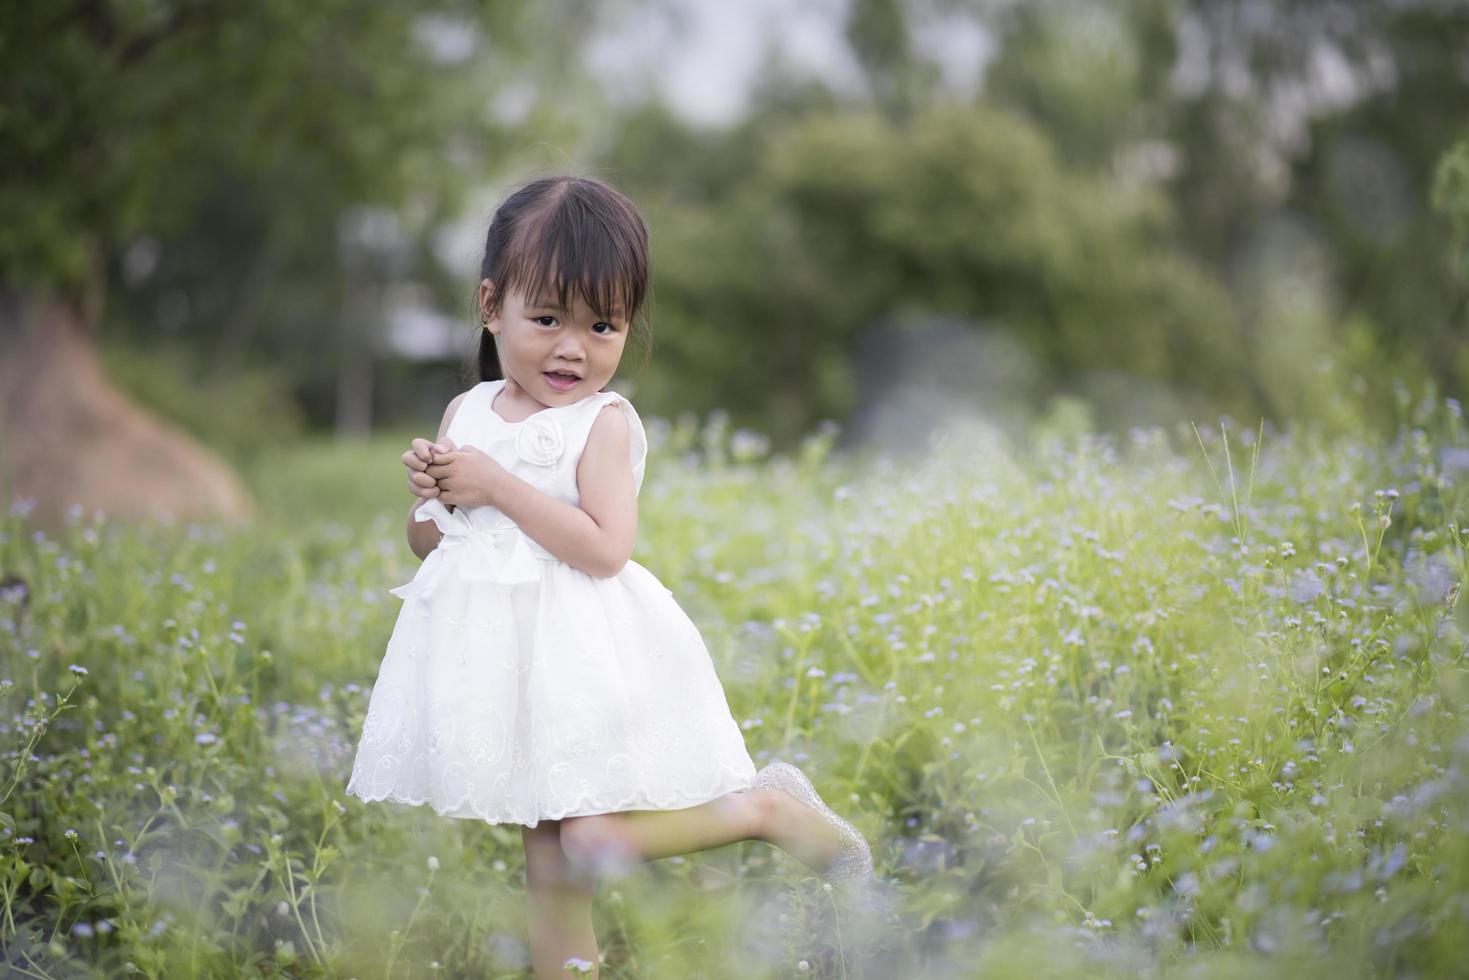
[344,175,872,977]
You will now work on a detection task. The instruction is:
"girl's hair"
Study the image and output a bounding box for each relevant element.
[474,174,652,383]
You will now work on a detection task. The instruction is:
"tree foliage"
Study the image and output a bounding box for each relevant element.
[603,102,1241,443]
[600,0,1469,441]
[0,1,576,296]
[7,0,1464,445]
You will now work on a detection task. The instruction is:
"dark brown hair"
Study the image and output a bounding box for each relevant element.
[474,174,652,382]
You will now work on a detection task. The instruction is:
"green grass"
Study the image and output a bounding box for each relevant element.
[1,392,1467,978]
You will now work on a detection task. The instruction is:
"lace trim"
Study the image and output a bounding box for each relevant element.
[344,762,757,827]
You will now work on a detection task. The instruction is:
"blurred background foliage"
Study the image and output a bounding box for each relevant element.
[2,0,1467,464]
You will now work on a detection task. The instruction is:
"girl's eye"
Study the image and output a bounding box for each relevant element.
[533,314,618,334]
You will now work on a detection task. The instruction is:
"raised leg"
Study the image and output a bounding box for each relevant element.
[521,819,601,979]
[558,788,842,879]
[558,789,762,877]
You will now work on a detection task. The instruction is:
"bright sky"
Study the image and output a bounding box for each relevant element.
[583,0,995,125]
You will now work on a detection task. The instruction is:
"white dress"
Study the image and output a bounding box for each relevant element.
[344,379,758,827]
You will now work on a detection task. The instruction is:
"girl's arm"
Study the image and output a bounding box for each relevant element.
[406,497,444,562]
[488,403,638,578]
[406,391,466,561]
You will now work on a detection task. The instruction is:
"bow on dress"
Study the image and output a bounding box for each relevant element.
[389,497,553,601]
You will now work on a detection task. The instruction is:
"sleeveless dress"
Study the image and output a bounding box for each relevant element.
[344,378,758,827]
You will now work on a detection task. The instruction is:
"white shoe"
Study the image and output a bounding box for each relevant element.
[752,758,873,883]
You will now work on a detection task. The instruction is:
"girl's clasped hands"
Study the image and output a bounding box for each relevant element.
[402,437,505,511]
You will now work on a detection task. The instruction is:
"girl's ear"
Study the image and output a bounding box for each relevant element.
[478,278,496,329]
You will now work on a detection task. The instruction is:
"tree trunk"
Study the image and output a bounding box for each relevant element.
[0,289,255,533]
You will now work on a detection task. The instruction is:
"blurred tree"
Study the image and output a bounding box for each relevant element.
[887,0,1469,422]
[982,0,1177,172]
[603,103,1242,446]
[844,0,941,121]
[1432,137,1469,286]
[1085,0,1466,409]
[0,0,598,526]
[1,1,562,305]
[1431,136,1469,398]
[1288,5,1469,395]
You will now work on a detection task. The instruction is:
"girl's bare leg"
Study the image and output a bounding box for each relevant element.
[522,819,601,979]
[558,788,842,879]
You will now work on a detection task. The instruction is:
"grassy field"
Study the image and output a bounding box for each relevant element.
[2,392,1467,978]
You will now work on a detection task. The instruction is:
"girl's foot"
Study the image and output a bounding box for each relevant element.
[750,787,843,872]
[750,759,873,882]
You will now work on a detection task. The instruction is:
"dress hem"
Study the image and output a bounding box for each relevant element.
[344,766,758,829]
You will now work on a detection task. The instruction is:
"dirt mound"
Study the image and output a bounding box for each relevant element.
[0,294,255,532]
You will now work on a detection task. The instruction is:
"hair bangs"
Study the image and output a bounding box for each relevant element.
[500,186,647,325]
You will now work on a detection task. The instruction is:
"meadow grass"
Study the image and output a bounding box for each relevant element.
[1,391,1467,979]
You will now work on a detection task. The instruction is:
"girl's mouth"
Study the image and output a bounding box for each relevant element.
[544,371,580,391]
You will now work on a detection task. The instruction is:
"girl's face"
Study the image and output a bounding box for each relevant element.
[480,279,629,408]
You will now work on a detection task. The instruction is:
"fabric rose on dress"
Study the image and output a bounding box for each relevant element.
[515,415,565,466]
